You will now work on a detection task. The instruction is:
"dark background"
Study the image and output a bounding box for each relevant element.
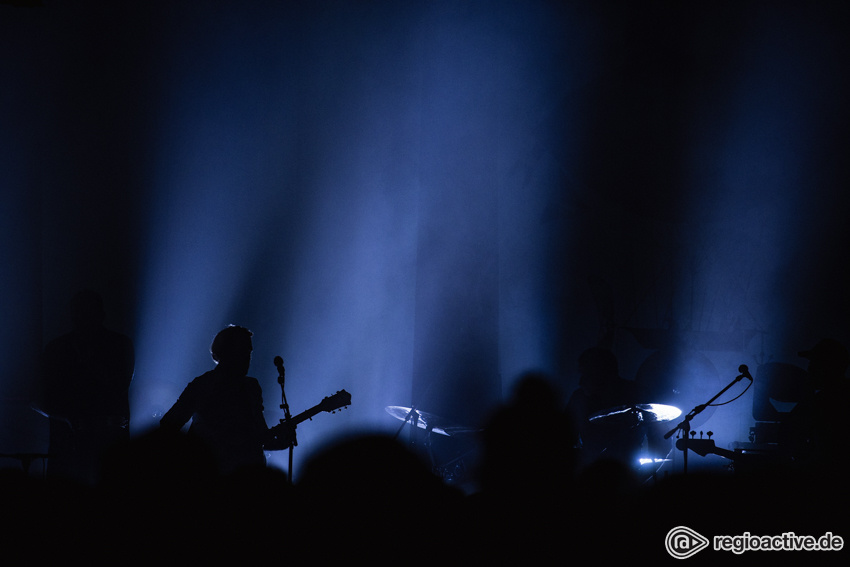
[2,0,850,478]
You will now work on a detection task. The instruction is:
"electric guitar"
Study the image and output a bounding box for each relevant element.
[675,438,740,460]
[675,436,800,475]
[265,390,351,450]
[289,390,351,425]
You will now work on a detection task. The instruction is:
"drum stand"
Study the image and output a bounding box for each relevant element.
[0,452,49,478]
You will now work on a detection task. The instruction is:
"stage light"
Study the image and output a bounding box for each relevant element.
[119,2,591,482]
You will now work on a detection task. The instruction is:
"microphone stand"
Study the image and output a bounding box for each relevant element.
[277,360,295,483]
[665,369,750,475]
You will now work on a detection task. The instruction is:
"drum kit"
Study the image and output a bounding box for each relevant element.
[581,402,683,477]
[385,400,685,487]
[386,362,758,486]
[385,405,481,487]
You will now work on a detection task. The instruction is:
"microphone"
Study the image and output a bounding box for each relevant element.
[738,364,753,381]
[274,356,285,383]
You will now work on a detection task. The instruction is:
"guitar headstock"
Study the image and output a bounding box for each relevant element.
[318,389,351,414]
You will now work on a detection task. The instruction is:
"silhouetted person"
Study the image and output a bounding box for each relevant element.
[787,338,849,476]
[478,372,576,502]
[468,374,578,562]
[40,289,134,486]
[160,325,295,476]
[565,346,644,470]
[296,433,464,559]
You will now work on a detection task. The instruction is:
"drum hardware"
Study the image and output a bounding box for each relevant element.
[589,403,682,426]
[386,406,480,437]
[0,452,50,477]
[386,405,479,487]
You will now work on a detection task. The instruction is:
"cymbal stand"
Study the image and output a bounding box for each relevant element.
[393,406,420,441]
[392,407,436,468]
[665,371,749,475]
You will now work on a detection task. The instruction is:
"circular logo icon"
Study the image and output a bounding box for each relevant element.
[666,526,710,559]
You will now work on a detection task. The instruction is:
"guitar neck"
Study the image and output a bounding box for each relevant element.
[677,438,739,461]
[282,389,351,426]
[288,405,322,426]
[709,445,738,460]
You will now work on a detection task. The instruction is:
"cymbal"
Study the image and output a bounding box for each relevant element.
[588,403,682,425]
[385,406,479,437]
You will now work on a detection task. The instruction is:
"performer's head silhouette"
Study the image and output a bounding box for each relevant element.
[210,325,253,377]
